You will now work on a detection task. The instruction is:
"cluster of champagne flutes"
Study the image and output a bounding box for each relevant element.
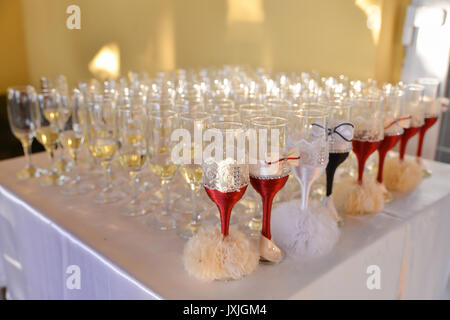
[6,66,442,245]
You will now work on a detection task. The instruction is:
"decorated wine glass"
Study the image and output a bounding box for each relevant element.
[398,84,424,161]
[289,105,329,211]
[202,122,249,237]
[351,97,384,184]
[376,86,404,201]
[6,86,39,179]
[249,116,290,263]
[415,78,440,177]
[324,100,354,224]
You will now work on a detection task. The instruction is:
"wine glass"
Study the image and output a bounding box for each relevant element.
[35,88,62,186]
[398,84,424,161]
[88,94,125,204]
[351,97,384,184]
[415,78,440,177]
[289,106,329,210]
[117,106,148,216]
[202,122,249,237]
[376,87,404,199]
[60,89,95,195]
[147,110,179,230]
[249,116,290,263]
[177,112,211,238]
[6,86,39,179]
[325,101,353,223]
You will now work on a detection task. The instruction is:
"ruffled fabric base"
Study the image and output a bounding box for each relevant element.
[383,157,422,192]
[183,225,259,281]
[334,177,385,216]
[271,200,340,259]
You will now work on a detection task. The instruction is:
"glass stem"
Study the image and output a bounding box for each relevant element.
[22,139,33,167]
[191,189,200,224]
[131,173,139,204]
[49,145,56,172]
[104,162,113,191]
[161,179,170,215]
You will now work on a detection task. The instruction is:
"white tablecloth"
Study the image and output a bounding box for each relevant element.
[0,153,449,299]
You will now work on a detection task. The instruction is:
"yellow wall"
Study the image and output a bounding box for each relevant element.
[0,0,29,93]
[1,0,409,91]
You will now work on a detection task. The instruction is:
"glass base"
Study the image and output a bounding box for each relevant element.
[176,219,202,239]
[423,168,432,179]
[55,158,72,173]
[61,180,95,196]
[150,212,176,231]
[39,171,62,186]
[93,188,126,204]
[384,191,394,204]
[121,200,148,217]
[16,165,39,180]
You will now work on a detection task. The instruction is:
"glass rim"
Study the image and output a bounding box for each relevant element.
[250,116,288,127]
[147,109,176,119]
[7,85,35,93]
[209,121,243,131]
[180,111,211,121]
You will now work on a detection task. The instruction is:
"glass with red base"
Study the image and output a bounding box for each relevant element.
[415,78,440,178]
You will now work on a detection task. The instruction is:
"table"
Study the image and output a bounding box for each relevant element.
[0,153,449,299]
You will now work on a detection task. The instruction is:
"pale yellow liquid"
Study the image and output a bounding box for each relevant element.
[180,165,203,191]
[119,153,147,171]
[149,163,179,179]
[61,131,83,150]
[36,127,59,150]
[43,109,60,125]
[61,131,83,159]
[149,147,179,179]
[89,138,117,162]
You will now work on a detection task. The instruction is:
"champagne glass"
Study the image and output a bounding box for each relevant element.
[399,84,424,160]
[148,110,179,230]
[351,97,384,184]
[202,122,249,237]
[35,88,62,186]
[377,87,404,197]
[53,75,72,173]
[177,112,211,238]
[415,78,440,177]
[88,94,125,204]
[289,106,329,210]
[60,89,94,195]
[249,116,290,263]
[117,107,148,216]
[6,86,39,179]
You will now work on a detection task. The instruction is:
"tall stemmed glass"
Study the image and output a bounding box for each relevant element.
[177,112,211,238]
[89,94,125,204]
[148,110,179,230]
[399,84,424,160]
[415,78,440,177]
[325,102,353,223]
[249,117,290,263]
[239,103,267,236]
[202,122,249,238]
[35,88,62,186]
[289,106,329,210]
[117,107,148,216]
[351,97,384,184]
[377,88,404,195]
[60,89,94,195]
[6,86,39,179]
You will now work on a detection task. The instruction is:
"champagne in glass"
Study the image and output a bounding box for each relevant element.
[88,94,125,204]
[60,89,95,195]
[117,106,148,216]
[6,86,39,179]
[148,110,179,230]
[36,88,62,186]
[177,112,211,239]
